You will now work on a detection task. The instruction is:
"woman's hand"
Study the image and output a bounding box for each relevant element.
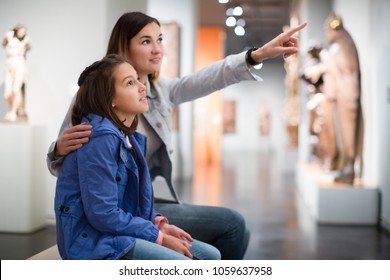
[252,22,308,62]
[162,234,193,258]
[55,123,92,157]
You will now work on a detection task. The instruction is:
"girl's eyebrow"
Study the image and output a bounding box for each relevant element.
[122,75,135,83]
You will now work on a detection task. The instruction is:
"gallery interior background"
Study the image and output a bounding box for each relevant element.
[0,0,389,233]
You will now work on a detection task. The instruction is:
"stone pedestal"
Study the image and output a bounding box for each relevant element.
[296,162,379,225]
[0,123,47,233]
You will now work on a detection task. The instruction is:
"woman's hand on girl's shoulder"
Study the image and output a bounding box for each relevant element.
[56,123,92,157]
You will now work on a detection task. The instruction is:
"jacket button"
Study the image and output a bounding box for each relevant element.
[82,233,88,238]
[156,122,162,128]
[115,176,121,182]
[64,207,70,212]
[169,149,174,154]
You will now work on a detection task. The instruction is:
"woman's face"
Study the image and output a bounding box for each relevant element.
[128,22,164,82]
[112,62,148,127]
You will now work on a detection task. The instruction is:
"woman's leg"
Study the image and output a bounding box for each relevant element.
[155,203,249,260]
[190,240,221,260]
[122,238,220,260]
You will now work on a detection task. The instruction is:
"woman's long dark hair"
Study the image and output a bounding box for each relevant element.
[72,54,137,134]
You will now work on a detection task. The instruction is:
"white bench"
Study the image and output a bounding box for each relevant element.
[27,245,61,260]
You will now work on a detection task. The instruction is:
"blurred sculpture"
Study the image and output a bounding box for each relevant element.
[304,14,364,184]
[2,24,31,122]
[259,103,271,136]
[283,47,300,148]
[301,43,326,161]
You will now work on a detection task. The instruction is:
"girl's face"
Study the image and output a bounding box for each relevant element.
[128,22,164,83]
[112,63,148,127]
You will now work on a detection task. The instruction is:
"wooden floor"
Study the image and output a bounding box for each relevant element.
[1,150,390,260]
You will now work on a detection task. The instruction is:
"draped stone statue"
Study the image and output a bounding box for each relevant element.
[304,14,364,184]
[2,24,31,122]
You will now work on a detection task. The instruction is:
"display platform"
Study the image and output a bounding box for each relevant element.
[0,123,47,233]
[296,162,379,225]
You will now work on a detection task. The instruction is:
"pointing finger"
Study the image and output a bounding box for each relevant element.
[285,21,308,37]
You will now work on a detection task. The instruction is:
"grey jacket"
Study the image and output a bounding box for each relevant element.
[47,52,260,202]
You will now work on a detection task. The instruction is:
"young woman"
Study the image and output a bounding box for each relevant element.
[55,54,220,260]
[48,12,307,259]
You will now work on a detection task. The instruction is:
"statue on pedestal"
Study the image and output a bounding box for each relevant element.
[303,14,364,184]
[2,24,31,122]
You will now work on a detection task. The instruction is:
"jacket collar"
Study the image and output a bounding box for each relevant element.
[82,113,146,149]
[146,79,158,99]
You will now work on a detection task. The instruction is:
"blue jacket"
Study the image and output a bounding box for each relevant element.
[55,114,160,259]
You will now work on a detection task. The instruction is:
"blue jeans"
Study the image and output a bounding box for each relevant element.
[154,203,250,260]
[122,238,221,260]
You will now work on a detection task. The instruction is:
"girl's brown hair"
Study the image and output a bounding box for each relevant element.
[72,54,137,134]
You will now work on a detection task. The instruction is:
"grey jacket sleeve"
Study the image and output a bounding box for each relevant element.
[159,52,262,105]
[46,95,75,177]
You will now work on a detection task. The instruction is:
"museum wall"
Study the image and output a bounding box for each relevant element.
[222,62,287,154]
[370,0,390,231]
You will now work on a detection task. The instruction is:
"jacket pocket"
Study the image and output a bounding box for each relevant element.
[68,223,99,259]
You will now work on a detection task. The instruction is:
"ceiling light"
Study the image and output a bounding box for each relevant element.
[226,8,234,16]
[236,19,246,27]
[218,0,229,3]
[234,26,245,36]
[226,16,236,27]
[233,6,243,16]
